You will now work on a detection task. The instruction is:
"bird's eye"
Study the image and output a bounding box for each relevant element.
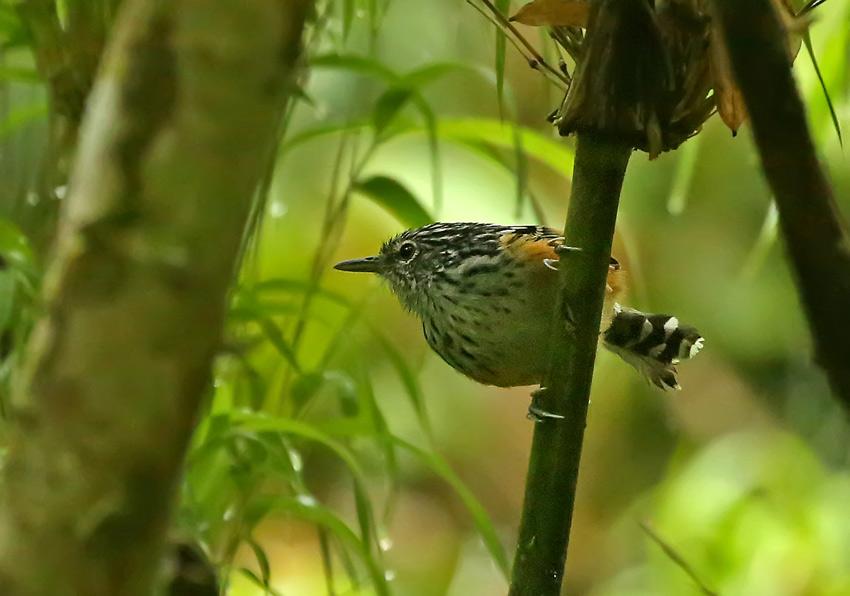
[398,242,417,261]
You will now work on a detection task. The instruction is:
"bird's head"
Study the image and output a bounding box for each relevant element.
[334,223,517,313]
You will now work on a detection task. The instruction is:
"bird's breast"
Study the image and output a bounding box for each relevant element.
[419,258,560,386]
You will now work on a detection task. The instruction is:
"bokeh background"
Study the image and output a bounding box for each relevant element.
[3,1,850,595]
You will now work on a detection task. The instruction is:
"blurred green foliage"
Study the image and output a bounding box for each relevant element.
[2,0,850,595]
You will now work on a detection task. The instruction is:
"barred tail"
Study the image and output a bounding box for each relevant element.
[602,304,704,389]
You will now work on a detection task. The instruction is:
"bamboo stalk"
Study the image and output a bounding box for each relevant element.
[509,133,631,596]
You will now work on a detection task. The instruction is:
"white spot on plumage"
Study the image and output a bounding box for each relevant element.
[639,319,654,342]
[689,337,705,358]
[663,317,679,335]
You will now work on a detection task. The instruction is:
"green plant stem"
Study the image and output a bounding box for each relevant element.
[712,0,850,410]
[509,133,631,596]
[0,1,310,594]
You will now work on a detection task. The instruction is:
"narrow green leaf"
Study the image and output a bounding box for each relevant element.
[410,94,443,214]
[0,102,48,139]
[429,118,575,180]
[373,86,414,135]
[317,528,340,596]
[353,175,433,228]
[310,52,399,82]
[291,372,325,413]
[512,123,529,218]
[0,219,38,279]
[230,413,373,506]
[238,568,286,596]
[245,495,390,596]
[251,278,353,308]
[0,272,16,331]
[359,370,399,485]
[341,0,355,41]
[739,201,779,280]
[401,61,482,88]
[667,133,702,215]
[281,121,370,153]
[641,522,718,596]
[803,31,842,147]
[245,535,272,587]
[494,0,512,118]
[394,437,510,579]
[255,317,301,373]
[0,66,41,83]
[370,329,432,439]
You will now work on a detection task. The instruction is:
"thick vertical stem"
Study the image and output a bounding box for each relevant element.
[509,134,631,596]
[712,0,850,410]
[0,1,309,594]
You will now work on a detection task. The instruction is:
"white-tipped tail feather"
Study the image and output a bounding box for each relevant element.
[602,304,704,389]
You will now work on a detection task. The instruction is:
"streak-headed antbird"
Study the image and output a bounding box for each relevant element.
[335,223,703,410]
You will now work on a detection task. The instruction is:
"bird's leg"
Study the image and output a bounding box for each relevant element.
[527,386,565,422]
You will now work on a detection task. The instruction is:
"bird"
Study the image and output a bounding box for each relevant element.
[334,222,703,392]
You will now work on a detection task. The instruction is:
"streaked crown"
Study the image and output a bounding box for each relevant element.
[334,222,550,315]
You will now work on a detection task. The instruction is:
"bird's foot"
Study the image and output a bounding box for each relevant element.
[554,244,582,256]
[527,387,565,422]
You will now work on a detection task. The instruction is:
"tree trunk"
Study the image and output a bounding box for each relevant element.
[712,0,850,410]
[0,0,309,594]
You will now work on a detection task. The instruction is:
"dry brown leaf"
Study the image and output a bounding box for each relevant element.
[710,27,747,134]
[509,0,590,28]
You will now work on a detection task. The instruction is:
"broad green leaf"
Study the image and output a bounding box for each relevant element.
[353,175,433,228]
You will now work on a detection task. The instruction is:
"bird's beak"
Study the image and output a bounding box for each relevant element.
[333,255,385,273]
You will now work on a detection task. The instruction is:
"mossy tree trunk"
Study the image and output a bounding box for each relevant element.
[0,0,310,594]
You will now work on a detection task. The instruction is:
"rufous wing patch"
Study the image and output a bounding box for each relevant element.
[501,232,626,298]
